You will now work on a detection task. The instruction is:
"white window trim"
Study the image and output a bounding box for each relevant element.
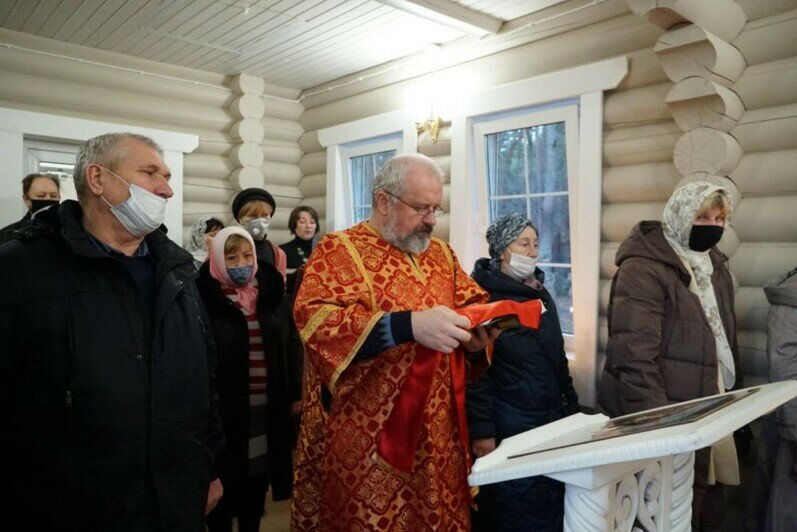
[473,104,579,346]
[318,109,417,231]
[0,107,198,246]
[450,56,628,407]
[340,137,403,225]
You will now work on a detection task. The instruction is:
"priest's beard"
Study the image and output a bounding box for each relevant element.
[383,212,433,254]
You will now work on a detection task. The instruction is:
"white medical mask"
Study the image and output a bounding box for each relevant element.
[100,167,167,237]
[245,217,270,241]
[505,252,537,280]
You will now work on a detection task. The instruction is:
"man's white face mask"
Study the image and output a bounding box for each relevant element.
[100,166,167,237]
[505,252,537,280]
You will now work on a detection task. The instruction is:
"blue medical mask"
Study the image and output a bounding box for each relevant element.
[227,265,254,286]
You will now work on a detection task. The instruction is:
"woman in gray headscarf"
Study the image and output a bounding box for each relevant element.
[598,181,743,530]
[186,216,224,265]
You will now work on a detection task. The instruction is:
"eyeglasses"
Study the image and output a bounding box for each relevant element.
[384,191,446,218]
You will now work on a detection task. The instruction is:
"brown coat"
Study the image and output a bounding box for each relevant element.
[598,221,741,417]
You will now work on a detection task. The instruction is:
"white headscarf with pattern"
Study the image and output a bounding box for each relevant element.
[662,181,735,390]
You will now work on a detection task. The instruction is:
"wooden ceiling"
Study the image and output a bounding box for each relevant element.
[0,0,570,89]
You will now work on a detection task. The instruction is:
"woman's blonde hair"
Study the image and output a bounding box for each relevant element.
[237,200,272,220]
[696,190,732,219]
[224,234,252,255]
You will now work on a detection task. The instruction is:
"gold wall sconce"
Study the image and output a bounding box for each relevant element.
[415,115,441,143]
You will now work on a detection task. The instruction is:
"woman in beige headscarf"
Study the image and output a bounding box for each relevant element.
[598,181,743,530]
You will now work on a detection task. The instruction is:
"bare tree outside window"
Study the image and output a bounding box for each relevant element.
[349,149,396,223]
[485,121,573,333]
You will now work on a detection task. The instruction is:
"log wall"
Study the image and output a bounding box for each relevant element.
[0,28,303,247]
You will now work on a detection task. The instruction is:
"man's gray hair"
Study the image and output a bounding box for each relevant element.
[371,153,444,202]
[73,133,160,200]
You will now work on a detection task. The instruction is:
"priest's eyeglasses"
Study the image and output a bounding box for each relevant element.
[385,191,446,218]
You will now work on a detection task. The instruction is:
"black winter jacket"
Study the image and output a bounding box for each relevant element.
[196,260,303,501]
[0,201,223,531]
[467,258,579,532]
[467,258,579,441]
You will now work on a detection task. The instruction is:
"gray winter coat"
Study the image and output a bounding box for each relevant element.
[745,268,797,532]
[765,270,797,440]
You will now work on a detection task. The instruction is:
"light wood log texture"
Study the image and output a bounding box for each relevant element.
[261,140,302,165]
[654,25,746,86]
[733,9,797,66]
[736,0,797,22]
[666,78,745,132]
[298,151,327,176]
[262,117,304,142]
[616,48,669,91]
[299,196,326,218]
[0,71,233,130]
[196,133,234,156]
[673,127,743,177]
[603,122,681,167]
[298,131,323,154]
[717,225,742,260]
[602,162,679,203]
[264,98,304,121]
[734,196,797,242]
[229,118,265,144]
[730,149,797,196]
[229,94,265,120]
[184,179,234,204]
[600,243,621,278]
[262,161,303,186]
[601,202,666,242]
[730,243,797,287]
[228,74,265,96]
[628,0,746,42]
[733,56,797,111]
[732,104,797,153]
[735,287,770,331]
[738,332,769,378]
[298,173,326,198]
[184,153,235,180]
[229,167,264,191]
[230,143,265,168]
[604,83,672,126]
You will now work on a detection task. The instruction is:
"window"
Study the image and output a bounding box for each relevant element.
[348,149,396,223]
[318,110,416,231]
[475,104,578,334]
[449,56,628,406]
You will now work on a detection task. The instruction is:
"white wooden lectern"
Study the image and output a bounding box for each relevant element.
[469,382,797,532]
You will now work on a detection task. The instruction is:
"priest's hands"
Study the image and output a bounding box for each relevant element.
[461,325,501,353]
[412,306,473,353]
[472,438,496,458]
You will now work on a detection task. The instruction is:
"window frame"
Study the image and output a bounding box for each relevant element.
[339,136,402,225]
[449,56,628,407]
[473,103,579,342]
[318,110,417,231]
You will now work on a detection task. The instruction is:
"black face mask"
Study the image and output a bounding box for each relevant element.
[688,224,724,252]
[29,199,59,215]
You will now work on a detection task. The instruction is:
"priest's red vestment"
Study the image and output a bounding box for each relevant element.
[291,222,490,531]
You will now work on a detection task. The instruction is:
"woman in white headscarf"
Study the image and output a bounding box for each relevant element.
[598,181,743,530]
[186,216,224,265]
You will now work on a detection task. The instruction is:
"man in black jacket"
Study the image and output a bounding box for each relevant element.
[0,132,224,531]
[0,172,61,245]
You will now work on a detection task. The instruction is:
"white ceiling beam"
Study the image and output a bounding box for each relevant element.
[375,0,503,36]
